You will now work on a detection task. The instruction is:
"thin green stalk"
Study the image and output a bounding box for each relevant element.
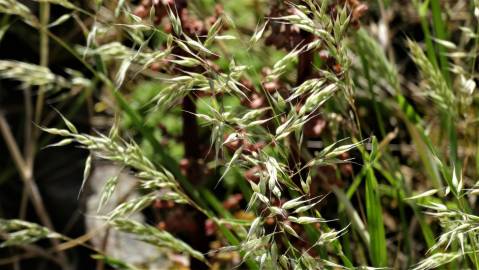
[373,164,412,265]
[33,2,50,141]
[346,167,367,199]
[338,210,352,262]
[354,137,387,267]
[364,165,387,267]
[430,0,452,86]
[334,187,370,248]
[418,14,439,68]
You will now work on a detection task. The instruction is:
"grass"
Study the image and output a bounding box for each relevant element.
[1,0,479,269]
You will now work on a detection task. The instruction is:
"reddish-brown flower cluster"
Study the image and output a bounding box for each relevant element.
[134,0,224,37]
[346,0,369,26]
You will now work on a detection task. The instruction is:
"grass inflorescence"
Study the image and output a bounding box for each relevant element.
[1,0,479,269]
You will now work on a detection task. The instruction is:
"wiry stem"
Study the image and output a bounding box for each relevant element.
[20,88,32,222]
[26,0,49,179]
[33,1,50,134]
[0,114,28,174]
[0,114,69,269]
